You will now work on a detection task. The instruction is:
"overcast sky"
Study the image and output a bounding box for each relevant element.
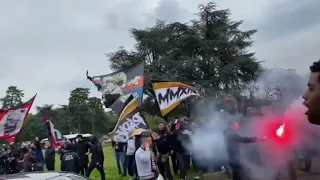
[1,0,319,113]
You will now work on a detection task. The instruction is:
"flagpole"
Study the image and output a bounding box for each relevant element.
[68,106,72,134]
[91,99,96,134]
[78,106,80,133]
[91,109,94,134]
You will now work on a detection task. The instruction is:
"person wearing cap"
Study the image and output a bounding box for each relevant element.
[135,131,157,180]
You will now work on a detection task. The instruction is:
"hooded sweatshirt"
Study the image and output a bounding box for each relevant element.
[89,136,104,163]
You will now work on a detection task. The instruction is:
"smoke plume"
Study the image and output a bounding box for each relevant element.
[187,69,317,179]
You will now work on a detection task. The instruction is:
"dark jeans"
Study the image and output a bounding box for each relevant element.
[157,157,173,180]
[45,161,55,171]
[274,161,296,180]
[176,152,187,179]
[170,152,178,174]
[192,157,207,173]
[115,152,125,175]
[32,162,44,171]
[126,155,136,177]
[229,163,249,180]
[79,165,88,176]
[86,161,105,180]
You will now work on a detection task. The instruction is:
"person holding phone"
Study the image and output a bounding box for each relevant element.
[135,131,157,180]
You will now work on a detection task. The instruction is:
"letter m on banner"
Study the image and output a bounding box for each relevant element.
[152,81,199,117]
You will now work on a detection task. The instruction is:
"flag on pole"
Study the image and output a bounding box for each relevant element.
[43,115,63,148]
[87,62,145,111]
[0,94,36,139]
[111,95,148,142]
[152,81,199,117]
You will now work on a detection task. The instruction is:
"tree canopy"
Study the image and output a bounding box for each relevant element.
[107,2,262,98]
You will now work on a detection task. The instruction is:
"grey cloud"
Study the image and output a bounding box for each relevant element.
[154,0,180,22]
[105,0,191,31]
[256,0,320,42]
[58,77,93,92]
[0,0,319,111]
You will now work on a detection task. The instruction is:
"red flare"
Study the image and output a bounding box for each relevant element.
[276,123,285,137]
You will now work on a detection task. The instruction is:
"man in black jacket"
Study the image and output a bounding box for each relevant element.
[154,123,173,180]
[224,121,265,180]
[172,116,190,180]
[61,143,79,173]
[75,135,90,175]
[86,136,105,180]
[44,141,55,171]
[169,122,178,175]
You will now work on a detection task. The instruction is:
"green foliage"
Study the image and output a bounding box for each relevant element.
[0,86,24,108]
[106,2,262,117]
[107,3,261,96]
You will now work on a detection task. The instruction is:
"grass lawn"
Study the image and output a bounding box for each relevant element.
[54,144,203,180]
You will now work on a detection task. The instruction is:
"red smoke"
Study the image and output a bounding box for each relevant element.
[248,100,311,168]
[258,117,294,149]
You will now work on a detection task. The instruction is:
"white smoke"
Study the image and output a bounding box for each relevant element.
[187,68,312,179]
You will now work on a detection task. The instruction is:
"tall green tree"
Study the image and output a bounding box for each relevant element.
[68,87,91,133]
[36,104,54,118]
[88,97,103,110]
[194,2,261,95]
[88,97,103,134]
[0,86,24,108]
[106,2,262,116]
[53,105,72,135]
